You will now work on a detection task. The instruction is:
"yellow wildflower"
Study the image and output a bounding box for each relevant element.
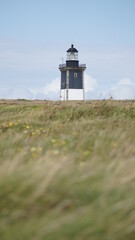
[9,122,13,127]
[62,140,67,146]
[30,147,36,152]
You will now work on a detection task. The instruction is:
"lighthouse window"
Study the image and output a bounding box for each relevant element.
[74,73,78,78]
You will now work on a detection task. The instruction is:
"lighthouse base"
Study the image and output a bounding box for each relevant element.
[60,89,84,101]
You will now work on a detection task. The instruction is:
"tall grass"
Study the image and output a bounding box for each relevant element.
[0,100,135,240]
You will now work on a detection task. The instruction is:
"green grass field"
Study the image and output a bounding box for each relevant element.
[0,100,135,240]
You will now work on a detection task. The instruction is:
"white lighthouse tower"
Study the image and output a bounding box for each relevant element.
[59,45,86,100]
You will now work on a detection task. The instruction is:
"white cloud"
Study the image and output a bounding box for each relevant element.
[110,78,135,99]
[118,78,132,86]
[34,92,46,100]
[85,73,98,92]
[0,87,34,100]
[43,77,60,95]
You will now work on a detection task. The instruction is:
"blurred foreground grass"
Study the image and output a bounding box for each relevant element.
[0,100,135,240]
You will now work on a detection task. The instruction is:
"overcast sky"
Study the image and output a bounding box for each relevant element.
[0,0,135,99]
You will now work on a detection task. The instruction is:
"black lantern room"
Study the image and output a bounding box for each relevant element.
[59,44,86,100]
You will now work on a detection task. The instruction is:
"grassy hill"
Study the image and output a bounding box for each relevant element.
[0,100,135,240]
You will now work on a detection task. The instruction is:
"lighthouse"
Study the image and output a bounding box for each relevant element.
[59,45,86,100]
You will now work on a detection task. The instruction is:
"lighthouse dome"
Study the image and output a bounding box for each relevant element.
[67,44,78,53]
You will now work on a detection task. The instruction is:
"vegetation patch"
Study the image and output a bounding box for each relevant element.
[0,100,135,240]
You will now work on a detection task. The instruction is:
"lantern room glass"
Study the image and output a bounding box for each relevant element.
[67,52,78,61]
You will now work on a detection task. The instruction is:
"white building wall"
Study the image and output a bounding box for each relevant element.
[60,89,83,100]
